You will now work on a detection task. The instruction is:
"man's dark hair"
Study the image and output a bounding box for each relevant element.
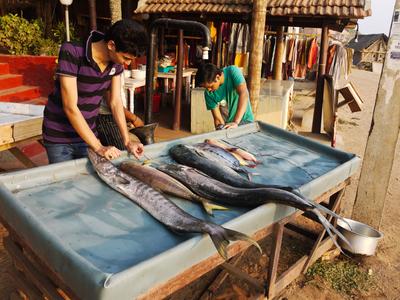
[104,19,148,56]
[195,63,222,86]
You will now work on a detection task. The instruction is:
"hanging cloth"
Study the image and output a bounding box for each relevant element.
[307,38,318,70]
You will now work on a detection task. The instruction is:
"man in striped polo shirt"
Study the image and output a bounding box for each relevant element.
[43,19,147,163]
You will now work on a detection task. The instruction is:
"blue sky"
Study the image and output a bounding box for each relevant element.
[358,0,396,35]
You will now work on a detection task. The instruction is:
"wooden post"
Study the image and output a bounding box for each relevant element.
[172,29,184,130]
[88,0,97,30]
[312,25,329,133]
[248,0,267,117]
[273,26,285,80]
[352,3,400,229]
[216,22,223,68]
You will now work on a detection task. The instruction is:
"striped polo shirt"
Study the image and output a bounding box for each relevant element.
[42,31,123,144]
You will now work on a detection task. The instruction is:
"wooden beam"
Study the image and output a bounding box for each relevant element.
[352,2,400,229]
[312,25,329,133]
[273,26,285,80]
[248,0,267,117]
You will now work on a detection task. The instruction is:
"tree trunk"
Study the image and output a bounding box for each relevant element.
[109,0,122,24]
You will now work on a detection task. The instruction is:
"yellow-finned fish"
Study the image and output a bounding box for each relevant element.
[119,160,227,215]
[88,149,261,260]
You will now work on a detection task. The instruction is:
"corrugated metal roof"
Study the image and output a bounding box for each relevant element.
[135,0,371,18]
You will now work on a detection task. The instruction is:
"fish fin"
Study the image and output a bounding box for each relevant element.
[312,209,354,254]
[203,201,229,215]
[224,228,262,254]
[209,227,261,260]
[291,190,353,231]
[115,175,130,185]
[246,171,252,181]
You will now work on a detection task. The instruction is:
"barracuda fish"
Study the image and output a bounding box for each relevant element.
[157,163,353,252]
[193,142,251,177]
[119,160,227,215]
[169,144,292,190]
[88,149,261,260]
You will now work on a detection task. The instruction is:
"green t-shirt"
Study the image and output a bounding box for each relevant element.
[205,66,254,123]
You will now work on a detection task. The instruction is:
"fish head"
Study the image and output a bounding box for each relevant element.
[88,149,113,174]
[157,163,191,176]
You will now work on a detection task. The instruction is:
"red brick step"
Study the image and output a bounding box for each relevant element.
[23,97,48,105]
[0,85,41,102]
[0,63,9,75]
[0,74,23,89]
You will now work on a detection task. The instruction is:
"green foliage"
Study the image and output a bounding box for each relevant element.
[305,258,375,296]
[0,14,79,56]
[0,14,43,55]
[51,21,77,45]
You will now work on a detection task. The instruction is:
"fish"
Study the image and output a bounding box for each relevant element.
[169,144,292,190]
[88,149,261,260]
[156,163,353,252]
[119,160,228,215]
[205,139,259,163]
[193,142,252,177]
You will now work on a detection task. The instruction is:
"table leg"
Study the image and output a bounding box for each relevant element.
[128,88,135,113]
[266,222,284,299]
[185,76,190,105]
[302,188,345,273]
[172,78,176,107]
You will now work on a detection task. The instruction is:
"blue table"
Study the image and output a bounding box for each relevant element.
[0,122,360,299]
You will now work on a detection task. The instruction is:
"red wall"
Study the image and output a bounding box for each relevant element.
[0,54,57,97]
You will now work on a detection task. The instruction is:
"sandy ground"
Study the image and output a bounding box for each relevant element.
[0,69,399,299]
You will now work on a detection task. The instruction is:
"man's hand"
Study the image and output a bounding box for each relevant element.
[95,145,121,160]
[126,141,144,159]
[224,122,238,129]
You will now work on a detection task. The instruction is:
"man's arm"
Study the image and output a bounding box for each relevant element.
[124,108,144,128]
[108,75,143,158]
[224,82,249,129]
[211,107,225,129]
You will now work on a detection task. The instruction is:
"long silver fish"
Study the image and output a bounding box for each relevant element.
[169,144,292,190]
[88,149,261,260]
[193,142,251,177]
[119,160,227,215]
[156,163,353,252]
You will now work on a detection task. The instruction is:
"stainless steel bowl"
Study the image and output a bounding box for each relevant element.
[337,218,383,256]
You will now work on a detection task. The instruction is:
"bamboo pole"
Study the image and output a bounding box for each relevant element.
[248,0,267,117]
[273,26,285,80]
[352,1,400,229]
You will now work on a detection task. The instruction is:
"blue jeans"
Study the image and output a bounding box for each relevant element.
[44,143,88,164]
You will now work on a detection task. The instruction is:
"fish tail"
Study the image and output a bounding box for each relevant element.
[202,201,229,216]
[291,190,353,230]
[209,227,262,260]
[312,208,354,254]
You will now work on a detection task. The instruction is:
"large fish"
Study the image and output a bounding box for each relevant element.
[119,160,227,215]
[193,142,251,177]
[88,149,261,260]
[156,163,353,252]
[169,144,292,190]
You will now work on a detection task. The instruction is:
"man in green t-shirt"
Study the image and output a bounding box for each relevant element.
[195,63,254,130]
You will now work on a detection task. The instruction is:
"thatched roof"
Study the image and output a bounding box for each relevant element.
[136,0,371,19]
